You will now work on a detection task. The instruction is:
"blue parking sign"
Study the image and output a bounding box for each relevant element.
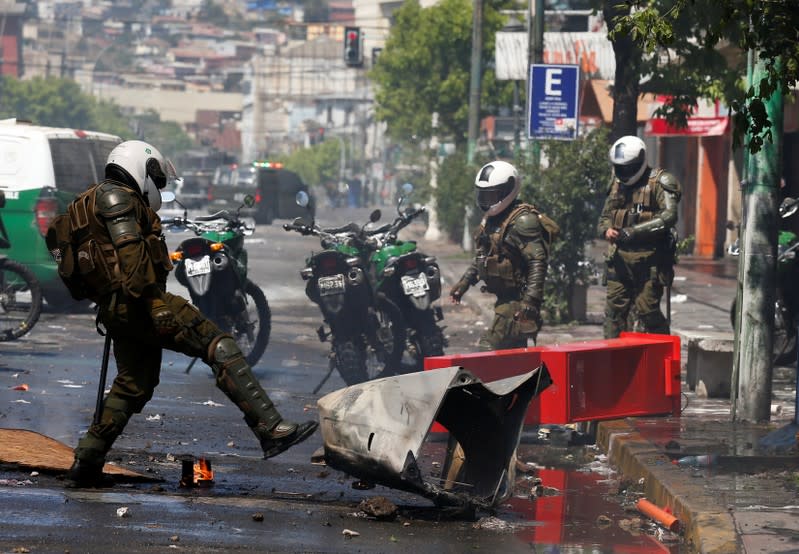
[528,64,580,141]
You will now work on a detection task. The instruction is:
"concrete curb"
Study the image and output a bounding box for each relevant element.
[596,420,739,554]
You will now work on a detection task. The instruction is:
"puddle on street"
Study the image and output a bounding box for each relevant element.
[506,443,680,552]
[416,439,681,553]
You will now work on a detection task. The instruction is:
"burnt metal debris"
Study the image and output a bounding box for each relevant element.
[317,364,552,509]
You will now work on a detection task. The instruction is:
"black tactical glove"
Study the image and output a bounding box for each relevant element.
[616,227,634,245]
[514,298,541,323]
[148,297,180,336]
[449,277,471,303]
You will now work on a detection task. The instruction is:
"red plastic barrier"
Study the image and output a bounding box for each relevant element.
[425,332,681,427]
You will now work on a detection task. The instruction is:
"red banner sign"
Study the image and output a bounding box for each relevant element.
[646,117,729,137]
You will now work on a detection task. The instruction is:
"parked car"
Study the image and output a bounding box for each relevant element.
[0,119,122,309]
[206,161,314,224]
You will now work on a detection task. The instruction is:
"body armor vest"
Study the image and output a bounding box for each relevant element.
[474,204,535,295]
[607,169,664,231]
[50,183,167,300]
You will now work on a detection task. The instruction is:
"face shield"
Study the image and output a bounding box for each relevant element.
[143,158,180,212]
[476,180,513,212]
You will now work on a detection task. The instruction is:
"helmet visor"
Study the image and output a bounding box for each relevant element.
[476,182,512,212]
[147,158,180,190]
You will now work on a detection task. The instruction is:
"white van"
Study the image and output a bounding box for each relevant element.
[0,119,122,308]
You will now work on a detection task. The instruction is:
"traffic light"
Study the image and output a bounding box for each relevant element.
[344,26,363,67]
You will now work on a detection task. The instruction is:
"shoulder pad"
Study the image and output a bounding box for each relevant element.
[511,210,543,238]
[657,171,681,194]
[96,183,136,218]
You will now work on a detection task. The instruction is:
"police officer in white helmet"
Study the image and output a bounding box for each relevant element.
[450,160,559,350]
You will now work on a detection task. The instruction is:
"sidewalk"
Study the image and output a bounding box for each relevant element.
[412,224,798,554]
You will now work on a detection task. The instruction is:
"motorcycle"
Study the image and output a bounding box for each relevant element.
[283,193,405,388]
[162,195,271,368]
[367,183,446,372]
[729,196,799,365]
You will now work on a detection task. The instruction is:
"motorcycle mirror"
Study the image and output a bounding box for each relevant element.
[779,197,799,219]
[243,194,255,208]
[296,190,310,208]
[161,191,176,203]
[401,182,414,196]
[369,209,381,223]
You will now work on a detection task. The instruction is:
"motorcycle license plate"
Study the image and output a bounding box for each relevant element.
[318,274,345,296]
[401,274,429,297]
[185,255,211,277]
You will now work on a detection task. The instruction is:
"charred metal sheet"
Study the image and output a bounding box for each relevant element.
[317,364,552,508]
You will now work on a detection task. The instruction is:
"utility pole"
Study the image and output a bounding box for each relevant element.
[528,0,544,166]
[466,0,483,165]
[732,54,784,423]
[425,112,443,241]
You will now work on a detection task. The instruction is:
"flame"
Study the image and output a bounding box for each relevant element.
[194,458,214,484]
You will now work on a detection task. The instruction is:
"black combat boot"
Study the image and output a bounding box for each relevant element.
[253,420,319,459]
[65,458,114,488]
[208,335,319,458]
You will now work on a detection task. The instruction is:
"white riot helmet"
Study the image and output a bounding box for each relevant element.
[609,135,648,186]
[105,140,178,211]
[474,160,520,216]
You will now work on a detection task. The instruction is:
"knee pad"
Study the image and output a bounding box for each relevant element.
[208,335,247,374]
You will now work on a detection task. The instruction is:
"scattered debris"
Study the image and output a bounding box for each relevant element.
[596,515,613,528]
[252,513,264,522]
[472,516,516,532]
[11,400,30,404]
[12,547,30,553]
[29,472,38,477]
[636,499,680,532]
[0,479,34,486]
[116,507,130,518]
[351,480,374,490]
[200,400,223,407]
[358,496,398,521]
[11,384,29,391]
[342,529,360,538]
[169,535,179,542]
[673,454,718,467]
[670,294,687,303]
[227,441,236,448]
[146,414,161,421]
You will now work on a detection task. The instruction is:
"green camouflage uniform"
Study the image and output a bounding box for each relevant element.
[71,180,292,467]
[597,168,681,339]
[453,201,551,350]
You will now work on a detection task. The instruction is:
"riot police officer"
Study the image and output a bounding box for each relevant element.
[449,161,556,350]
[597,135,682,338]
[62,140,317,487]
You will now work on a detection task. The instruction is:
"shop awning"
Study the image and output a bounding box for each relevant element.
[646,116,730,137]
[580,80,655,125]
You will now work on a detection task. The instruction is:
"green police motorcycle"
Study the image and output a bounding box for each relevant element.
[366,183,446,372]
[283,194,405,388]
[162,195,271,368]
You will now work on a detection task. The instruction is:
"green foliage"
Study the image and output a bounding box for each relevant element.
[279,139,347,188]
[370,0,514,147]
[0,76,195,157]
[614,0,799,153]
[517,128,610,322]
[434,150,480,242]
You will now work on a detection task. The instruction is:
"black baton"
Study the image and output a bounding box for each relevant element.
[93,333,112,427]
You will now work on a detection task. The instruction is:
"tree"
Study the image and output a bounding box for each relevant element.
[612,0,799,152]
[517,128,610,322]
[370,0,514,148]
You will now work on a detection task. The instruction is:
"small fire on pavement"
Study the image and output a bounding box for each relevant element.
[179,456,214,488]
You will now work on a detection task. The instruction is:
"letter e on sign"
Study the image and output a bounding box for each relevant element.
[545,69,563,97]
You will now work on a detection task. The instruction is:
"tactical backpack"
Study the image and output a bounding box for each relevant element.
[45,186,123,301]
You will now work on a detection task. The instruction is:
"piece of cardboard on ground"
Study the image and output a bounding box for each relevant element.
[0,428,156,481]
